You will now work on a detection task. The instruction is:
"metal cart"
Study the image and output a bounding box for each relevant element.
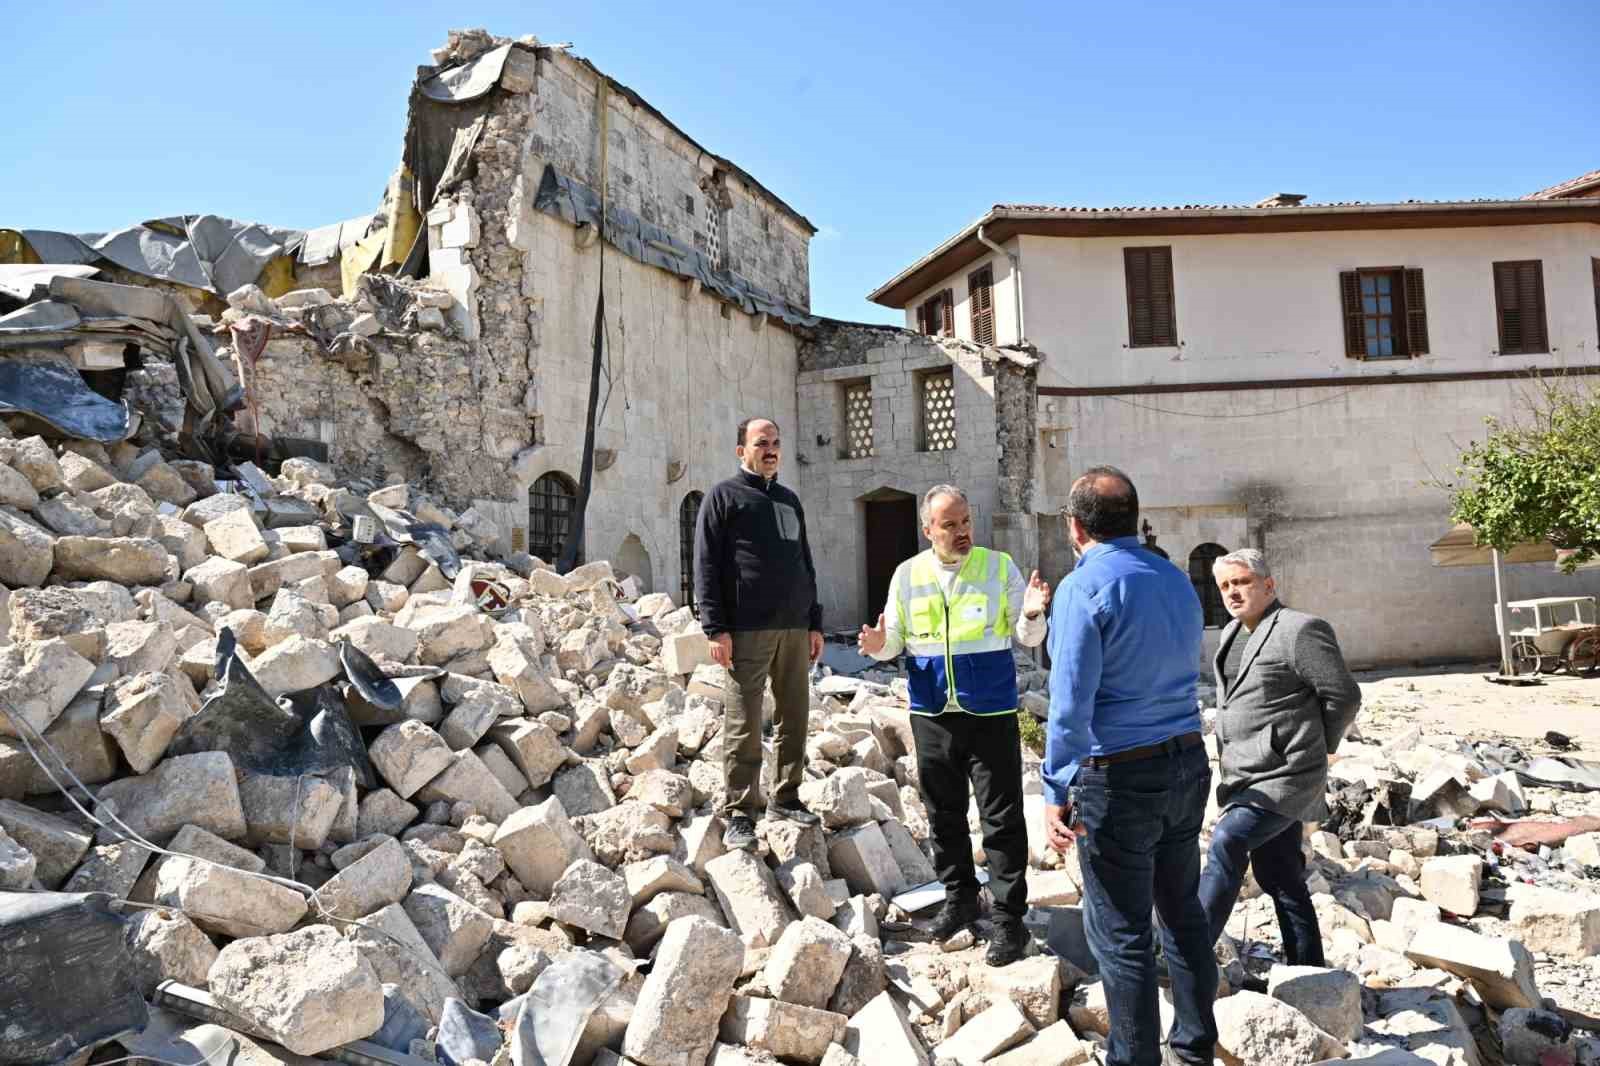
[1505,596,1600,677]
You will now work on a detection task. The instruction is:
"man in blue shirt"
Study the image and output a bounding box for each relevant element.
[1043,467,1216,1066]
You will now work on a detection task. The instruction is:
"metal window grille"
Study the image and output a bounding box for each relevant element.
[1187,543,1230,628]
[530,472,581,565]
[843,381,874,459]
[679,490,703,609]
[920,370,956,452]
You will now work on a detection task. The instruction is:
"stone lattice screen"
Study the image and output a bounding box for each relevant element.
[920,370,956,452]
[843,381,874,459]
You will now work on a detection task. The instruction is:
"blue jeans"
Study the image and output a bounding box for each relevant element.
[1071,742,1216,1066]
[1199,805,1325,966]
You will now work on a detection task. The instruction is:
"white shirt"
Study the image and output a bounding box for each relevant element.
[869,550,1047,662]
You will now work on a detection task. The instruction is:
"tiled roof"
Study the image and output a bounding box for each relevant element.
[1525,168,1600,200]
[990,197,1527,214]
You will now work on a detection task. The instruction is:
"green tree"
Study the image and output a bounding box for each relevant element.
[1449,381,1600,573]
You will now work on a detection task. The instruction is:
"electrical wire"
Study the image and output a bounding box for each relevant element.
[1065,383,1359,420]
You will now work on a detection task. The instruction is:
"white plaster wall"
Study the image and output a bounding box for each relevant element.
[513,206,799,598]
[900,242,1023,348]
[1014,224,1600,390]
[797,337,1004,627]
[1044,378,1600,667]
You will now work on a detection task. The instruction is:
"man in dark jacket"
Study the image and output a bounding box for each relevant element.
[1200,548,1362,966]
[694,416,824,849]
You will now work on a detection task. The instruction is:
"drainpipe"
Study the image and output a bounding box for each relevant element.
[977,224,1023,346]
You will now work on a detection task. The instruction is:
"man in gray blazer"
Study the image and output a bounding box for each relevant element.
[1198,548,1361,966]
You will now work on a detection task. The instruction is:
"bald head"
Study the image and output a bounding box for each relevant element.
[1067,465,1139,544]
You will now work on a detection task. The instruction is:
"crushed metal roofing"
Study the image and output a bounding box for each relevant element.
[1525,168,1600,200]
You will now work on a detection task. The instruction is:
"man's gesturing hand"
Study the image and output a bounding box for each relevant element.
[1023,570,1052,618]
[708,632,732,668]
[809,630,824,663]
[1044,802,1083,853]
[857,613,887,656]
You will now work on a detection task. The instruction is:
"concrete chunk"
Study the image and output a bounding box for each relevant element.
[719,995,849,1065]
[705,847,796,949]
[370,720,455,799]
[1405,921,1541,1009]
[933,1000,1035,1066]
[413,749,520,823]
[1419,854,1482,916]
[0,799,92,887]
[1266,964,1363,1043]
[493,796,594,897]
[208,925,383,1056]
[765,915,854,1009]
[623,916,745,1066]
[550,858,632,939]
[1212,990,1346,1066]
[403,882,494,976]
[828,821,904,898]
[154,855,308,937]
[844,991,929,1066]
[95,750,247,843]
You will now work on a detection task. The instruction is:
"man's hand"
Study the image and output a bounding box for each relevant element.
[808,630,824,664]
[1023,570,1051,618]
[1044,802,1084,852]
[857,613,888,656]
[708,632,732,668]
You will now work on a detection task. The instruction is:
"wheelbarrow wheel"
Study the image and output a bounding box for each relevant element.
[1568,633,1600,677]
[1509,640,1543,677]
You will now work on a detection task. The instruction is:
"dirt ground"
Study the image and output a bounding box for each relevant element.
[1355,660,1600,749]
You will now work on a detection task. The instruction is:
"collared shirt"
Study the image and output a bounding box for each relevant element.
[867,548,1047,712]
[1043,536,1204,804]
[1219,599,1280,690]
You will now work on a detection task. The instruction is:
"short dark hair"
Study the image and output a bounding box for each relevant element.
[1067,465,1139,541]
[736,417,780,447]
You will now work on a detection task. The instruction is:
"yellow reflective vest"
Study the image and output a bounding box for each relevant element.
[893,546,1019,715]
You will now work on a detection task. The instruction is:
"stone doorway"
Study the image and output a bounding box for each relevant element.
[862,492,919,625]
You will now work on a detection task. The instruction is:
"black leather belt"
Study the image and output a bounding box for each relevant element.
[1084,731,1204,769]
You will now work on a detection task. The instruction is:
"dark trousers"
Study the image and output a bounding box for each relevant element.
[1199,805,1325,966]
[1073,743,1216,1066]
[911,710,1028,919]
[724,628,810,815]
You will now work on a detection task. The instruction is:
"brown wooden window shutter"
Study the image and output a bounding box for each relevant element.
[1403,268,1429,355]
[1339,271,1364,357]
[1124,247,1176,347]
[1493,260,1549,354]
[968,266,995,345]
[940,289,955,335]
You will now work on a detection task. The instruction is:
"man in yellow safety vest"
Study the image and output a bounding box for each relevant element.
[858,484,1049,965]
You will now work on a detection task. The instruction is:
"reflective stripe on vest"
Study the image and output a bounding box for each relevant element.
[895,547,1018,715]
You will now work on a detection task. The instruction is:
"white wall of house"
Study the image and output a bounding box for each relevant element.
[901,241,1024,348]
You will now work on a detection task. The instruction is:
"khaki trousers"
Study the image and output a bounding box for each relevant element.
[723,628,811,815]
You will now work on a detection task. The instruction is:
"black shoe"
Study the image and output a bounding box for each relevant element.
[985,917,1029,966]
[926,900,981,940]
[723,814,758,850]
[765,799,821,826]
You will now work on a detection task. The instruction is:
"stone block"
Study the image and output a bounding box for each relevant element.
[333,616,417,662]
[933,1000,1035,1066]
[208,925,384,1056]
[1508,884,1600,957]
[843,991,928,1066]
[1499,1007,1578,1066]
[409,604,494,666]
[719,995,848,1065]
[1405,921,1541,1009]
[330,565,370,607]
[124,908,219,996]
[345,902,458,1024]
[0,799,91,887]
[62,840,151,897]
[248,634,339,696]
[0,826,35,889]
[440,689,502,751]
[0,638,95,739]
[1212,990,1346,1066]
[366,580,409,613]
[626,725,678,773]
[155,855,308,937]
[414,749,520,823]
[203,507,269,564]
[59,451,116,494]
[1419,854,1482,916]
[186,556,254,609]
[800,767,873,828]
[493,796,594,897]
[7,586,106,661]
[554,760,618,816]
[623,916,744,1066]
[625,855,704,907]
[965,956,1064,1030]
[0,507,54,587]
[262,589,328,646]
[487,718,566,788]
[550,858,632,939]
[765,915,854,1008]
[580,801,676,866]
[777,859,836,919]
[662,628,713,676]
[52,535,170,585]
[237,771,343,848]
[984,1021,1092,1066]
[104,618,177,677]
[878,819,935,887]
[403,883,495,976]
[1266,964,1362,1043]
[136,460,197,507]
[827,822,904,898]
[102,670,191,772]
[624,891,725,955]
[630,769,693,816]
[95,750,247,843]
[319,837,415,921]
[705,847,796,949]
[370,720,455,798]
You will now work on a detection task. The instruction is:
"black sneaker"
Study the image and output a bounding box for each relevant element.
[985,917,1029,966]
[765,799,821,826]
[925,899,981,940]
[723,814,758,850]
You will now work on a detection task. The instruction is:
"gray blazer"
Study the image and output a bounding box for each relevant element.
[1213,603,1362,822]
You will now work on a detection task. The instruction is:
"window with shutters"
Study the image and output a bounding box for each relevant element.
[968,266,995,345]
[679,491,703,610]
[1493,260,1549,355]
[530,472,582,566]
[1338,267,1428,359]
[1123,247,1177,347]
[917,369,957,452]
[840,380,875,459]
[915,289,954,337]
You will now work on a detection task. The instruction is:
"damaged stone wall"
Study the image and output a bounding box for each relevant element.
[794,323,1037,627]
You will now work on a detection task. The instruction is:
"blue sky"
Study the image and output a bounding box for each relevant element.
[6,1,1596,324]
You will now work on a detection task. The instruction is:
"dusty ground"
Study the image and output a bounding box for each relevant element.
[1356,660,1600,749]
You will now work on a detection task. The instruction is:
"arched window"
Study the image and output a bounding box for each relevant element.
[679,491,704,609]
[530,472,581,565]
[1188,543,1230,628]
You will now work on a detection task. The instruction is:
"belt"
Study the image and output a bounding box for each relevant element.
[1083,731,1203,769]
